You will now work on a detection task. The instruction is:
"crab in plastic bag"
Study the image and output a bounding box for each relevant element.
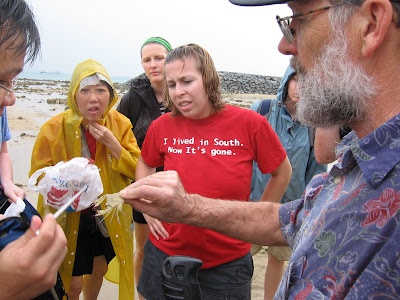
[94,192,126,222]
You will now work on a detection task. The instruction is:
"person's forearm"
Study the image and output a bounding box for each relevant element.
[121,169,286,246]
[260,157,292,202]
[185,195,286,246]
[0,152,14,187]
[106,136,122,160]
[260,175,288,203]
[135,156,156,180]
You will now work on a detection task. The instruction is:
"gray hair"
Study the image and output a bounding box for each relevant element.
[329,0,400,26]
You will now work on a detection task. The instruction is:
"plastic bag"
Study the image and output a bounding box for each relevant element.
[28,157,103,212]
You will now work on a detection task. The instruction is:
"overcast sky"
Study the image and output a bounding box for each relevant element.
[24,0,292,78]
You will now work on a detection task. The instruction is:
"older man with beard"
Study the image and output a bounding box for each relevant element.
[120,0,400,298]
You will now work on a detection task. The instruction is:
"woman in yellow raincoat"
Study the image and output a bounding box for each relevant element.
[30,59,140,300]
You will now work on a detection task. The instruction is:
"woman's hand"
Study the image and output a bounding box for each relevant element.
[87,122,122,160]
[143,213,169,240]
[2,181,26,203]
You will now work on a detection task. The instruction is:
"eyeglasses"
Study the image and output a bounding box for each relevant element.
[0,77,18,96]
[276,4,345,44]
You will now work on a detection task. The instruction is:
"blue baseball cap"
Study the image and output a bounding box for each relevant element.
[229,0,292,6]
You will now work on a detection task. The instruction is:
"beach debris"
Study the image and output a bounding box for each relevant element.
[19,132,36,138]
[47,98,68,105]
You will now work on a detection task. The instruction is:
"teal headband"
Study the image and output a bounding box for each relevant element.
[141,37,172,53]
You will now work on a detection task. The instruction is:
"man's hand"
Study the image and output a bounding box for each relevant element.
[120,171,192,224]
[0,214,67,299]
[120,170,285,246]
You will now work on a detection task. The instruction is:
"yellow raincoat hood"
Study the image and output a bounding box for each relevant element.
[67,58,118,126]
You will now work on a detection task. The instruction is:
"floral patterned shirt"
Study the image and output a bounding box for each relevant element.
[277,114,400,299]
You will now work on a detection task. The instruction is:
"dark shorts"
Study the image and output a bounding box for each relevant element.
[133,208,147,224]
[72,210,115,276]
[138,240,253,300]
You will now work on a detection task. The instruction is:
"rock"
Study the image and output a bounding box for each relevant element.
[47,98,68,105]
[125,71,282,95]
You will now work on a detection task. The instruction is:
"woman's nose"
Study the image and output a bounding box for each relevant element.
[175,83,185,96]
[88,89,98,102]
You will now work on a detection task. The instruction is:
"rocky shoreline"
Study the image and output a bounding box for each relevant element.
[129,71,282,95]
[17,73,277,111]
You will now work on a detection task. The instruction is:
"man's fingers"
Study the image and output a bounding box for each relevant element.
[124,171,179,190]
[126,198,168,222]
[26,215,65,259]
[29,215,43,233]
[121,172,180,202]
[120,182,162,202]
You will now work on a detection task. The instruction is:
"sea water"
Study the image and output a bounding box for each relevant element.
[19,71,131,84]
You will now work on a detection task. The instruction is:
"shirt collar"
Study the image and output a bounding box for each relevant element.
[336,114,400,188]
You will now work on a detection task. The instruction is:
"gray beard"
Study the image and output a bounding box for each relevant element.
[290,31,376,129]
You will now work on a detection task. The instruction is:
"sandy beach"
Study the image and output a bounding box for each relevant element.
[8,78,271,299]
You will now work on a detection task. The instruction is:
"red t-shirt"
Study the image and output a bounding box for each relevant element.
[141,105,286,268]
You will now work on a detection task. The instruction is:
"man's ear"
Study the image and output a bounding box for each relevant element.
[360,0,393,57]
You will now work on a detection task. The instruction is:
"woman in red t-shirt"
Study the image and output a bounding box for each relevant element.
[134,44,291,300]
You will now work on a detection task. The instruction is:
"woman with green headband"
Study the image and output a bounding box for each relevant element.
[117,36,171,300]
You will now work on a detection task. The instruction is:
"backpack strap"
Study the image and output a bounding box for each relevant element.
[129,89,143,130]
[308,127,315,148]
[257,99,273,120]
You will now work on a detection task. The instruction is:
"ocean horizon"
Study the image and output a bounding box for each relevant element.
[19,71,132,84]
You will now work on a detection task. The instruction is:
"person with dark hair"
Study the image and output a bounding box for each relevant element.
[0,1,67,299]
[30,59,140,299]
[121,0,400,299]
[0,0,40,204]
[117,36,171,300]
[0,0,40,65]
[134,43,291,299]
